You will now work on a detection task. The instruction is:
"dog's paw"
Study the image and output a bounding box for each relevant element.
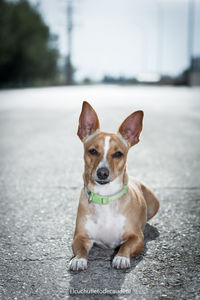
[69,257,88,271]
[112,256,130,269]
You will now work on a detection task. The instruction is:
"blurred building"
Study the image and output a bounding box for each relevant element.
[188,57,200,86]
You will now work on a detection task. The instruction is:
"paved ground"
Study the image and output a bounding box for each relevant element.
[0,85,200,300]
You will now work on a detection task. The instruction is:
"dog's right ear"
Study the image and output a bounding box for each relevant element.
[118,110,143,147]
[77,101,100,142]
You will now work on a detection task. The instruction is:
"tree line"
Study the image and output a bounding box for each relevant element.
[0,0,59,87]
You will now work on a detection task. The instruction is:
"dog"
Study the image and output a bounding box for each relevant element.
[69,101,159,271]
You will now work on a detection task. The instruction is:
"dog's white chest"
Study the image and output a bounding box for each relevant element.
[85,203,125,249]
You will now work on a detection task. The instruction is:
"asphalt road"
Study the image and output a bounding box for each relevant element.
[0,85,200,300]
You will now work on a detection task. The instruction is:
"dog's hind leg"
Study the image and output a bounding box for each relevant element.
[140,183,159,221]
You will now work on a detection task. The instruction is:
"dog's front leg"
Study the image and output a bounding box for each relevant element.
[69,234,92,271]
[112,232,144,269]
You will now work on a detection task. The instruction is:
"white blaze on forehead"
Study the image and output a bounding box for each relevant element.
[96,135,110,173]
[104,136,110,159]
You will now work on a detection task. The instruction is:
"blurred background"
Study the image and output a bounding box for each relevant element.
[0,0,200,88]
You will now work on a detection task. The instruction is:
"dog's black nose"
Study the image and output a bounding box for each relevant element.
[97,167,109,180]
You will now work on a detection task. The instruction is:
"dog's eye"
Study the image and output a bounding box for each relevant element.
[112,151,123,158]
[88,148,99,156]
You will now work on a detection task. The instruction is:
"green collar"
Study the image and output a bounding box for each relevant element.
[84,183,128,205]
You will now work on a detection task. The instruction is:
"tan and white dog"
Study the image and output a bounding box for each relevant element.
[69,101,159,271]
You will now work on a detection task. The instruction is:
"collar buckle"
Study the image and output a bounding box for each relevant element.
[84,185,92,203]
[88,191,92,203]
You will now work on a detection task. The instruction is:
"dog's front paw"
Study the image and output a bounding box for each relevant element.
[69,257,88,271]
[112,256,130,269]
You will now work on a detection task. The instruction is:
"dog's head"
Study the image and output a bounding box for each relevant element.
[77,101,143,185]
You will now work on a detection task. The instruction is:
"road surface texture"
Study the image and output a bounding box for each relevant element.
[0,85,199,300]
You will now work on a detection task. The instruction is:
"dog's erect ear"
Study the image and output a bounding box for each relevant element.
[118,111,144,147]
[77,101,100,141]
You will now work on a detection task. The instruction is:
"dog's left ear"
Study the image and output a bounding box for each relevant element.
[77,101,100,141]
[118,111,144,147]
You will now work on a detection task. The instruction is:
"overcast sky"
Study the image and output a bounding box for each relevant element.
[30,0,200,81]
